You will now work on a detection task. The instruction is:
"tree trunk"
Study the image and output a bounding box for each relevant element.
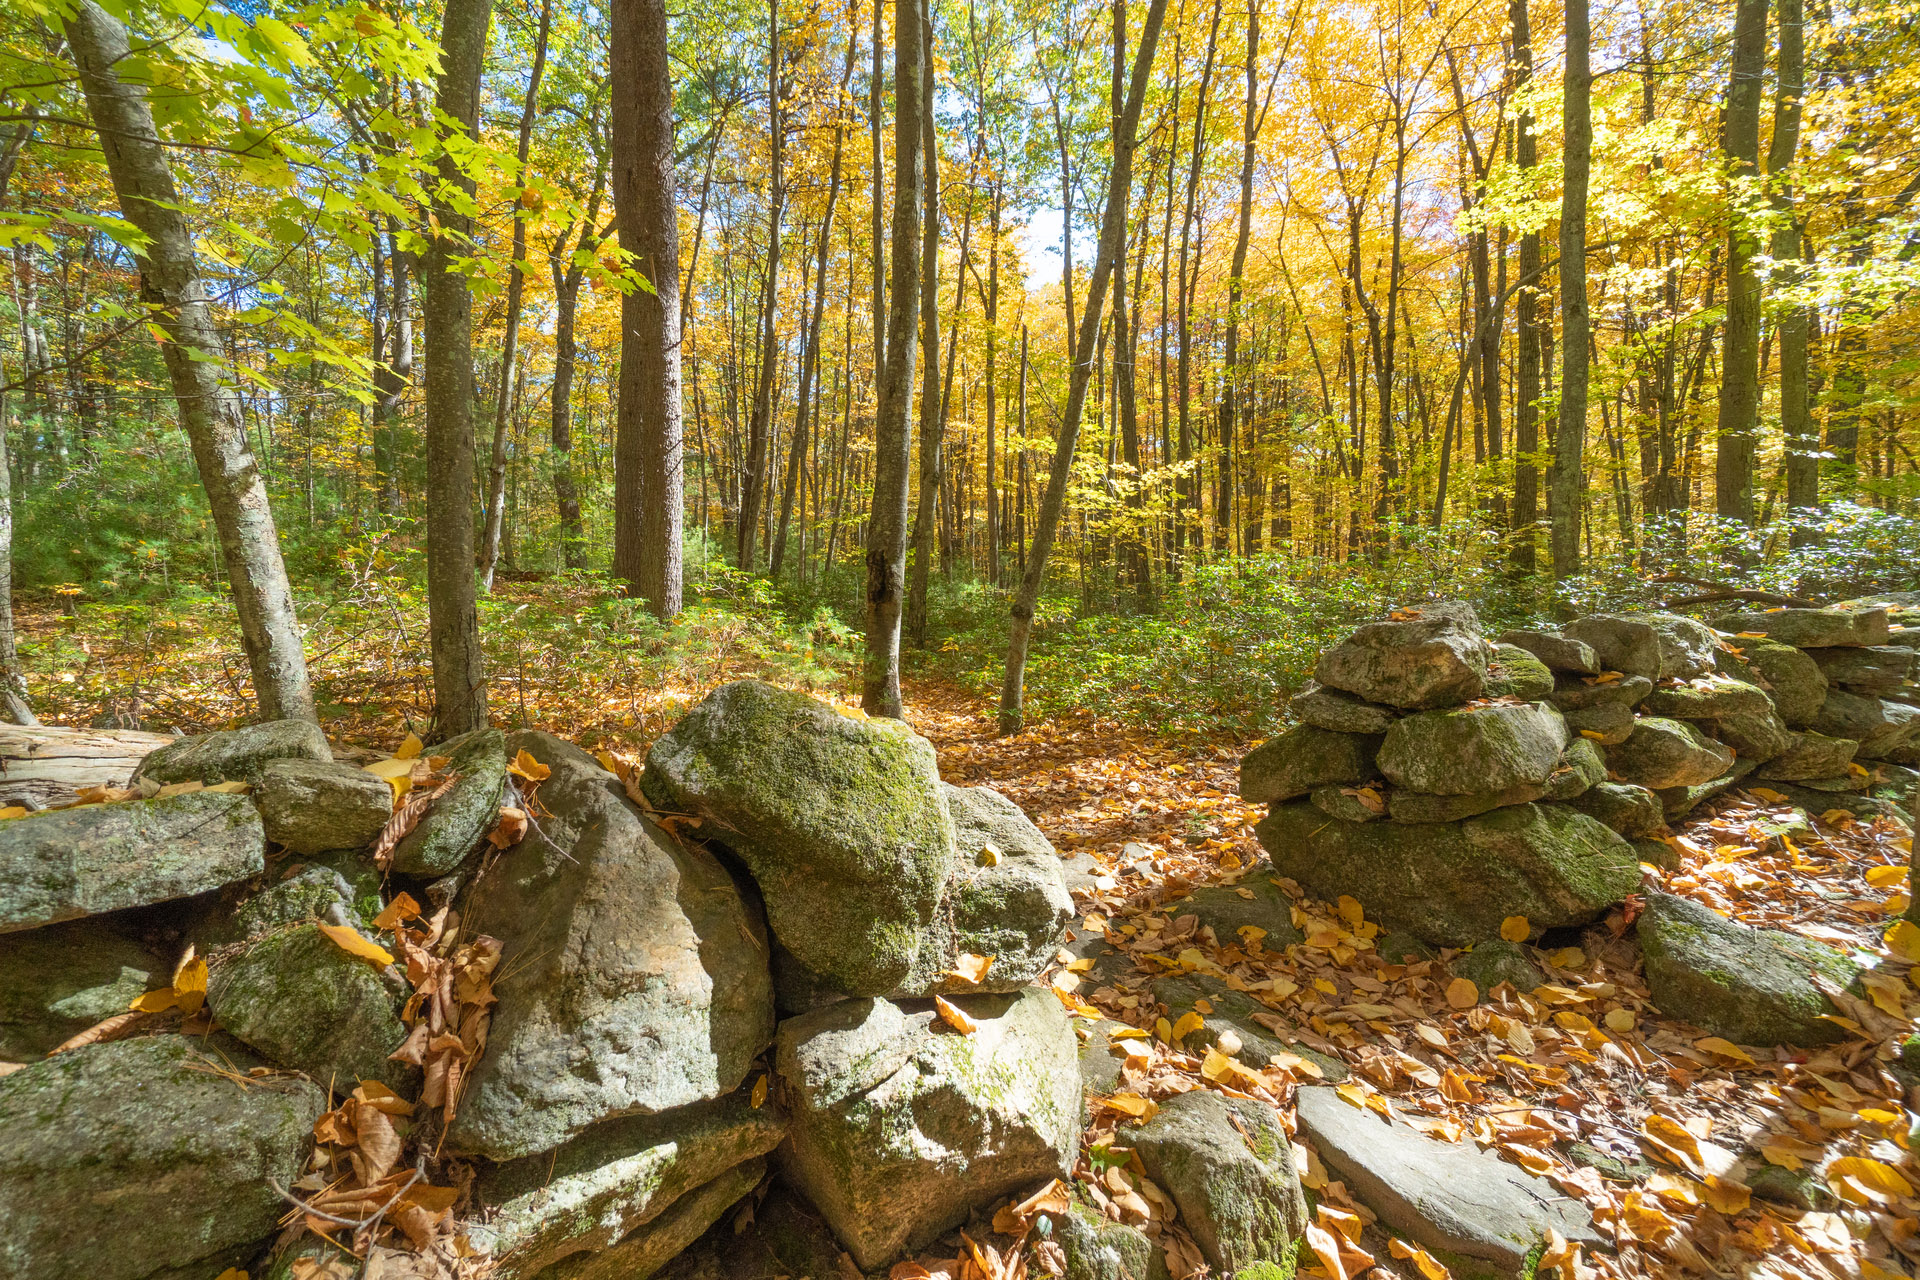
[1770,0,1814,543]
[64,1,316,724]
[1000,0,1168,734]
[1715,0,1770,530]
[1549,0,1590,579]
[737,0,785,572]
[1220,0,1255,562]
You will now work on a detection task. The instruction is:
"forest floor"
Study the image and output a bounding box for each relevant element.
[22,599,1920,1280]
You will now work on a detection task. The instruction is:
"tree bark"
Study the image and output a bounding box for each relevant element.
[1769,0,1814,543]
[1220,0,1256,561]
[1549,0,1590,579]
[1715,0,1770,530]
[737,0,786,572]
[64,1,315,724]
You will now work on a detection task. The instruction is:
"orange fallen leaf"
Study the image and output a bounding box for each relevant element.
[934,995,977,1034]
[508,749,551,782]
[319,923,395,967]
[1445,977,1479,1009]
[488,806,529,849]
[942,952,994,985]
[1499,915,1531,942]
[371,892,422,931]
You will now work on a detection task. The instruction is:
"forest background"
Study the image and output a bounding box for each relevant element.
[3,0,1920,745]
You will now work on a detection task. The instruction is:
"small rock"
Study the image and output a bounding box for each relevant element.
[1562,1141,1655,1184]
[1163,871,1306,948]
[208,922,414,1091]
[131,718,331,786]
[1377,702,1567,795]
[1544,737,1608,800]
[775,989,1082,1269]
[1711,605,1890,649]
[1497,629,1600,674]
[1643,675,1774,721]
[1152,972,1347,1082]
[0,791,264,934]
[1547,672,1653,712]
[1711,708,1795,763]
[934,783,1074,992]
[254,758,393,855]
[1450,939,1546,995]
[1294,1085,1600,1277]
[1747,1162,1836,1211]
[1291,681,1399,734]
[1313,601,1489,710]
[1758,732,1860,781]
[1375,931,1437,965]
[1387,784,1544,823]
[1311,784,1387,823]
[1806,645,1918,690]
[1639,892,1857,1046]
[1485,644,1555,701]
[1238,724,1382,805]
[1812,690,1920,759]
[1565,781,1666,838]
[541,1157,766,1280]
[1655,757,1759,821]
[0,1037,325,1280]
[1604,717,1735,789]
[0,921,155,1059]
[1058,849,1115,897]
[1057,1195,1170,1280]
[388,726,510,876]
[1563,614,1663,680]
[1563,701,1633,746]
[1131,1090,1307,1275]
[1721,635,1827,727]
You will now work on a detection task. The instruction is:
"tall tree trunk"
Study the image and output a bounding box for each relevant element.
[1219,0,1256,562]
[481,0,552,591]
[1175,0,1223,563]
[909,88,961,647]
[65,1,316,723]
[1715,0,1770,531]
[738,0,785,572]
[1770,0,1814,543]
[419,0,493,736]
[864,0,926,717]
[612,0,686,618]
[1000,0,1168,734]
[984,182,1001,586]
[872,0,887,396]
[1549,0,1590,579]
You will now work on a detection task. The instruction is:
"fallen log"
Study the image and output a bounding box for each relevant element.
[0,724,173,809]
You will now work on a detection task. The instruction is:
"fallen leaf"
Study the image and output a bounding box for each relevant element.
[1692,1036,1756,1066]
[1445,977,1479,1009]
[1303,1222,1349,1280]
[751,1074,768,1107]
[934,995,977,1034]
[1866,864,1909,887]
[394,732,424,760]
[1499,916,1530,942]
[488,805,529,849]
[508,749,551,782]
[319,923,395,968]
[371,892,422,931]
[1389,1236,1452,1280]
[943,952,994,985]
[171,951,207,1018]
[1170,1010,1204,1042]
[1828,1155,1914,1200]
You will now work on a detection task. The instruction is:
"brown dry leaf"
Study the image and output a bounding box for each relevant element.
[934,996,978,1034]
[371,773,458,868]
[1642,1113,1705,1174]
[942,952,994,985]
[891,1266,935,1280]
[487,806,529,849]
[318,922,395,968]
[1445,977,1479,1009]
[508,749,551,782]
[51,1010,154,1054]
[354,1103,403,1181]
[354,1080,415,1117]
[290,1257,357,1280]
[372,892,423,931]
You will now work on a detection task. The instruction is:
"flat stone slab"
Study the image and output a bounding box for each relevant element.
[1294,1086,1601,1277]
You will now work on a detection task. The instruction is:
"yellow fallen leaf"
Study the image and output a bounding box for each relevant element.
[171,953,208,1018]
[1547,946,1586,969]
[394,732,423,760]
[1702,1174,1751,1215]
[363,757,414,780]
[1445,977,1479,1009]
[204,780,250,794]
[1759,1134,1823,1169]
[1102,1092,1157,1121]
[1303,1222,1349,1280]
[508,749,551,782]
[354,1080,414,1115]
[1499,916,1531,942]
[1578,728,1606,741]
[1866,864,1910,887]
[1885,919,1920,962]
[128,988,178,1013]
[750,1073,768,1107]
[318,923,394,967]
[0,806,24,819]
[1154,1016,1173,1043]
[1642,1113,1704,1172]
[1604,1008,1637,1032]
[1201,1047,1234,1081]
[1336,895,1366,927]
[1170,1010,1204,1042]
[934,995,977,1034]
[1828,1155,1914,1200]
[943,952,994,985]
[214,1270,250,1280]
[1388,1237,1451,1280]
[1692,1036,1756,1066]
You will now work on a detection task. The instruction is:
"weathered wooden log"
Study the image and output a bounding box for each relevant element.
[0,724,173,809]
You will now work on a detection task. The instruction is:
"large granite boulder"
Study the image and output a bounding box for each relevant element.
[1256,801,1641,947]
[935,783,1074,991]
[1498,629,1599,674]
[1377,702,1566,795]
[254,757,393,855]
[1131,1090,1307,1275]
[0,921,155,1059]
[449,733,774,1161]
[1605,718,1734,789]
[1484,644,1555,701]
[131,718,330,786]
[1806,645,1918,691]
[1712,606,1890,649]
[1645,612,1721,679]
[0,791,264,933]
[1721,636,1827,727]
[470,1089,785,1278]
[776,989,1082,1269]
[1812,690,1920,759]
[1710,708,1795,763]
[388,726,510,876]
[0,1036,325,1280]
[1313,602,1489,709]
[1758,732,1859,781]
[1290,681,1398,734]
[208,922,414,1092]
[1239,724,1381,805]
[1639,892,1857,1046]
[1643,675,1773,721]
[1563,614,1663,679]
[1566,782,1666,838]
[642,680,955,996]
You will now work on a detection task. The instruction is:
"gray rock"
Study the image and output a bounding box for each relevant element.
[1291,681,1399,734]
[1806,645,1918,691]
[471,1088,785,1278]
[1375,932,1438,965]
[1256,801,1641,948]
[1547,672,1653,712]
[131,718,331,786]
[1748,1163,1837,1211]
[1497,629,1599,674]
[775,989,1082,1269]
[1711,708,1795,764]
[1563,701,1634,746]
[648,1184,852,1280]
[1565,782,1666,837]
[1654,757,1760,820]
[1451,940,1546,995]
[0,921,155,1059]
[1314,602,1490,710]
[1563,614,1663,679]
[1644,612,1721,680]
[1639,892,1858,1046]
[389,726,509,876]
[1387,784,1545,823]
[1758,732,1860,781]
[1378,702,1567,795]
[0,1037,324,1280]
[1076,1018,1135,1102]
[1132,1090,1307,1275]
[1164,871,1306,948]
[542,1158,766,1280]
[1712,606,1890,649]
[1812,690,1920,759]
[1604,717,1735,789]
[1239,724,1382,805]
[1152,972,1347,1082]
[1643,675,1773,721]
[1294,1085,1600,1277]
[1311,784,1388,822]
[0,791,265,934]
[1485,644,1555,701]
[1057,1197,1171,1280]
[208,922,414,1091]
[1721,635,1827,727]
[1544,737,1608,801]
[642,680,955,996]
[935,783,1074,992]
[449,733,773,1161]
[200,858,382,949]
[254,758,393,855]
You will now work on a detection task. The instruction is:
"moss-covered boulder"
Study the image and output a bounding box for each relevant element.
[1498,629,1599,674]
[451,733,773,1161]
[1387,784,1545,823]
[1655,757,1759,820]
[1378,702,1566,795]
[1057,1196,1171,1280]
[1291,680,1399,734]
[1131,1090,1306,1276]
[935,783,1073,991]
[1163,868,1306,948]
[643,681,954,996]
[1720,635,1826,726]
[470,1088,785,1278]
[0,921,155,1059]
[132,718,330,786]
[1806,645,1917,691]
[208,923,414,1091]
[254,758,392,855]
[1711,708,1795,763]
[0,1036,324,1280]
[1451,939,1547,994]
[1565,781,1665,837]
[1812,690,1920,759]
[1547,672,1653,712]
[388,726,509,876]
[1712,605,1890,649]
[1564,701,1634,746]
[1644,675,1773,721]
[1312,784,1387,822]
[775,990,1081,1269]
[1256,801,1641,947]
[1313,601,1489,709]
[1239,723,1381,805]
[1605,717,1734,789]
[542,1158,767,1280]
[1563,614,1663,679]
[1485,644,1555,701]
[0,790,264,933]
[1544,737,1608,800]
[1759,732,1860,781]
[1639,892,1857,1046]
